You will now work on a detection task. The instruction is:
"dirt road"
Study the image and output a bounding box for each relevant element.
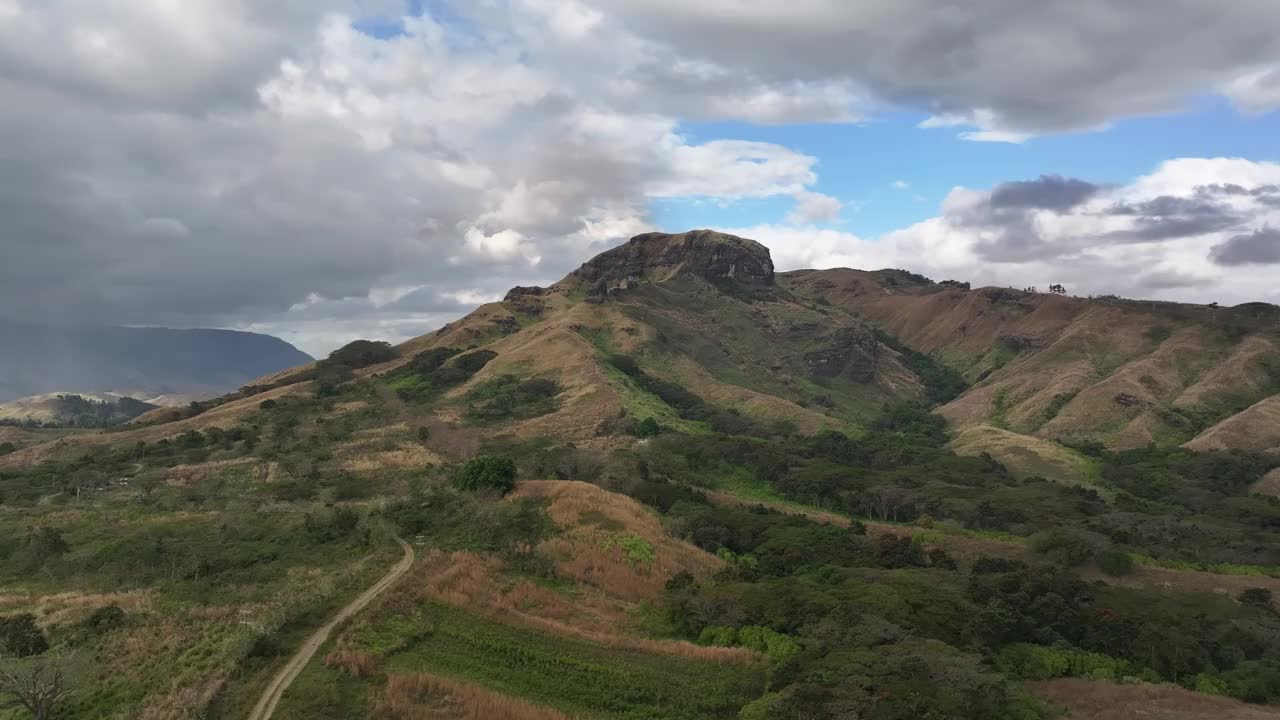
[246,536,414,720]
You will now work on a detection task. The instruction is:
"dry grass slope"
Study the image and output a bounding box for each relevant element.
[375,673,576,720]
[1030,678,1280,719]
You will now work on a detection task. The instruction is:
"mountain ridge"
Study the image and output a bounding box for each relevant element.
[5,230,1278,474]
[0,319,314,403]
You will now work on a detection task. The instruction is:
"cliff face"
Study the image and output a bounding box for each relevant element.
[566,230,775,289]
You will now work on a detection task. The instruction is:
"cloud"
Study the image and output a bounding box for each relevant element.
[988,175,1101,211]
[3,1,1280,357]
[597,0,1280,138]
[786,191,843,224]
[0,2,824,353]
[1222,64,1280,114]
[1210,227,1280,265]
[728,158,1280,311]
[891,180,909,190]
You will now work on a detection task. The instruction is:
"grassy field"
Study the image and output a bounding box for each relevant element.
[276,602,765,720]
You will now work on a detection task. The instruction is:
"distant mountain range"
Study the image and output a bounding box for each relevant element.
[0,319,313,403]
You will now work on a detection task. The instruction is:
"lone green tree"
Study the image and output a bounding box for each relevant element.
[452,456,517,494]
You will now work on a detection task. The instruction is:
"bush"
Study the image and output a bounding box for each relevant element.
[1031,528,1099,567]
[928,548,958,570]
[453,456,517,494]
[634,417,660,438]
[1240,587,1274,607]
[0,614,48,657]
[1097,549,1134,576]
[995,643,1130,682]
[84,604,126,633]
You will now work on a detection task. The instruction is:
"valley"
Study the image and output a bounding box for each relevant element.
[3,231,1280,720]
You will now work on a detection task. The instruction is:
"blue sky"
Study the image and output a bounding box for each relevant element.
[658,98,1280,237]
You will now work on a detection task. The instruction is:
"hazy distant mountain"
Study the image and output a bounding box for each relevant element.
[0,319,313,403]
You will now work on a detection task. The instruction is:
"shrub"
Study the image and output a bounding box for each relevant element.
[0,614,48,657]
[1097,549,1134,576]
[453,456,517,494]
[915,514,935,529]
[634,417,660,438]
[1030,528,1099,566]
[464,375,561,424]
[602,533,655,564]
[995,643,1130,682]
[84,604,126,633]
[876,535,926,568]
[453,350,498,373]
[1240,587,1274,607]
[927,548,958,570]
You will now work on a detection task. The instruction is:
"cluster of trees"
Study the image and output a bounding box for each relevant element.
[597,471,1280,714]
[463,375,561,424]
[628,402,1280,568]
[388,348,495,403]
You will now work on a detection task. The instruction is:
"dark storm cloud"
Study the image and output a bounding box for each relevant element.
[1210,227,1280,265]
[988,175,1101,211]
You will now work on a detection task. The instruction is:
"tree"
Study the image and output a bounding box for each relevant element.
[0,617,47,658]
[0,653,75,720]
[1097,549,1134,576]
[83,605,125,634]
[634,417,660,438]
[452,455,517,494]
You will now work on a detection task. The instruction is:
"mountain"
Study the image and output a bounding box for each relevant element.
[780,269,1280,458]
[0,319,313,403]
[8,229,1278,472]
[8,230,1280,720]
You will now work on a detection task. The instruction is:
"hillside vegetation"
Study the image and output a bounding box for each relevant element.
[5,230,1280,719]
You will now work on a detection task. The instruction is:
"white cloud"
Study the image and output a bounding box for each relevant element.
[891,180,909,190]
[785,191,843,224]
[1223,65,1280,114]
[730,158,1280,309]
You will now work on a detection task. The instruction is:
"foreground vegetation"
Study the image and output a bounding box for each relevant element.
[3,333,1280,719]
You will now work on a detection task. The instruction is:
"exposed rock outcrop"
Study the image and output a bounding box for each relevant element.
[566,230,775,289]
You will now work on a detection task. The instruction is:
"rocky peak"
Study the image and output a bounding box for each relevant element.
[566,230,775,289]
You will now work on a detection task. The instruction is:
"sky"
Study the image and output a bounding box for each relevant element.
[2,1,1279,357]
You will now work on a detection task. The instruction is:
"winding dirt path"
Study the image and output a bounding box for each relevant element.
[246,537,414,720]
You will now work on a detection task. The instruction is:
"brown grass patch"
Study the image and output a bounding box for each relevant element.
[375,673,575,720]
[949,425,1098,486]
[164,458,259,487]
[1251,467,1280,498]
[341,443,443,473]
[1029,678,1280,719]
[407,550,756,664]
[1186,394,1280,453]
[511,480,723,600]
[326,647,378,677]
[0,589,153,625]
